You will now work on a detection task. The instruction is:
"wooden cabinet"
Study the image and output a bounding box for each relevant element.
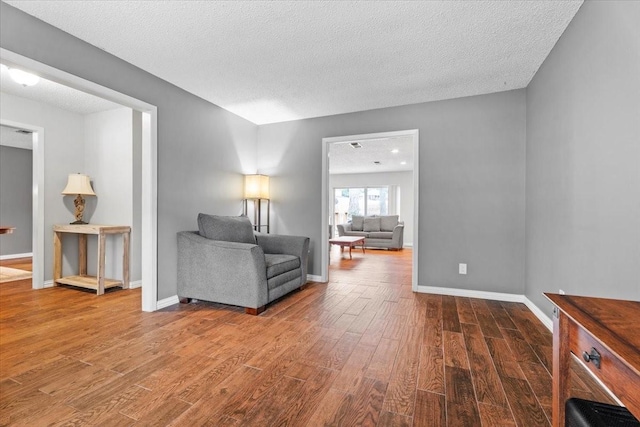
[53,224,131,295]
[545,293,640,426]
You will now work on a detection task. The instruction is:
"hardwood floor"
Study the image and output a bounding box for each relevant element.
[0,250,613,426]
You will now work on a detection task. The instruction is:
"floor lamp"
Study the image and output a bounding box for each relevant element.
[243,174,270,233]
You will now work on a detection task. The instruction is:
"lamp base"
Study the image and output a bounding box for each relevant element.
[72,194,87,224]
[70,220,88,225]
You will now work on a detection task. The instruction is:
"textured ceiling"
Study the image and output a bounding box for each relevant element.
[0,65,122,115]
[5,0,582,125]
[330,136,414,175]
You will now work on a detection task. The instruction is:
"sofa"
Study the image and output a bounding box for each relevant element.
[177,214,310,314]
[336,215,404,249]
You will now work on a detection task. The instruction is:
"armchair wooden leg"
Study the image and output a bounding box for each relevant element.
[179,297,192,304]
[245,306,265,315]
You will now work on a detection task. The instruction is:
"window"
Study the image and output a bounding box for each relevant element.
[334,187,389,225]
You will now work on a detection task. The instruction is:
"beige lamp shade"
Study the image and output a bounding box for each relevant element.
[244,174,269,199]
[61,173,96,196]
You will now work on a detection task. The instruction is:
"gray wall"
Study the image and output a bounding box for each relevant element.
[525,0,640,310]
[1,92,85,279]
[0,145,32,255]
[1,2,258,300]
[259,89,527,295]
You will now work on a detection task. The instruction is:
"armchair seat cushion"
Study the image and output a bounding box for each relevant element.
[265,254,300,278]
[268,268,302,290]
[343,231,369,237]
[368,231,393,239]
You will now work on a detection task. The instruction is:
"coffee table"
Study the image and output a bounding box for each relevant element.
[329,236,365,259]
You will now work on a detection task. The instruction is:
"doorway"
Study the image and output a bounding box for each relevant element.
[321,129,419,290]
[0,48,159,312]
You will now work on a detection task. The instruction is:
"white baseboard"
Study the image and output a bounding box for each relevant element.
[416,285,556,332]
[307,274,323,283]
[43,280,54,288]
[416,285,525,303]
[156,295,179,310]
[0,252,33,261]
[524,296,553,332]
[129,280,142,289]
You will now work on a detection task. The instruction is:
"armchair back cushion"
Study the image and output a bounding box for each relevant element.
[198,213,255,244]
[351,215,364,231]
[363,217,381,232]
[380,215,399,231]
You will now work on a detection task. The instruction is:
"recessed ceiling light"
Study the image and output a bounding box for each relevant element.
[8,68,40,86]
[391,149,399,154]
[400,161,407,165]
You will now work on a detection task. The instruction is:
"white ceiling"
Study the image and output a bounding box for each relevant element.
[0,65,122,115]
[5,0,582,125]
[330,136,414,175]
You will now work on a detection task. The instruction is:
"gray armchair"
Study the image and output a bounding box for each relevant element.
[177,214,309,315]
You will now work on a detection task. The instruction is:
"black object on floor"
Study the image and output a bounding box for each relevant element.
[566,398,640,427]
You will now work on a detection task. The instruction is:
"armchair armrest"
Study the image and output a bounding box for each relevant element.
[255,233,310,281]
[391,223,404,248]
[177,231,268,308]
[336,223,351,236]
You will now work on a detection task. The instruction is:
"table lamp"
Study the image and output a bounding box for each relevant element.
[62,173,96,224]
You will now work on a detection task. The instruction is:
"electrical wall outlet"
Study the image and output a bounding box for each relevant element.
[559,289,565,295]
[459,263,467,275]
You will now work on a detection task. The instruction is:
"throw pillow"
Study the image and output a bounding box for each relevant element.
[380,215,399,231]
[197,213,255,244]
[351,215,364,231]
[363,217,381,232]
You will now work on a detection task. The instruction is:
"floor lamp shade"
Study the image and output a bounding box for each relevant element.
[243,175,270,233]
[62,173,96,224]
[244,174,270,199]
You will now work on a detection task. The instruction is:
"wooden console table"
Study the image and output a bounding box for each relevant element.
[545,293,640,426]
[53,224,131,295]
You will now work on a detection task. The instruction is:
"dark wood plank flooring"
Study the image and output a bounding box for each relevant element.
[0,251,613,426]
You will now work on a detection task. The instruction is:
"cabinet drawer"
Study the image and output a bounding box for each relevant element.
[569,322,640,410]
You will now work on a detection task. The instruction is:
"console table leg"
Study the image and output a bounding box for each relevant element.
[78,234,87,276]
[552,308,571,427]
[97,232,106,295]
[53,231,62,286]
[122,232,130,289]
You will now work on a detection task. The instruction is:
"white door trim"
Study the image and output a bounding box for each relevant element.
[1,48,159,312]
[321,129,419,290]
[0,119,44,289]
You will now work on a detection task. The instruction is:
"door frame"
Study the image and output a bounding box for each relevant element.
[321,129,419,290]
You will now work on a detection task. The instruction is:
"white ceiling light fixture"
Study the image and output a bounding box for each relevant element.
[401,161,407,165]
[8,68,40,86]
[391,149,399,154]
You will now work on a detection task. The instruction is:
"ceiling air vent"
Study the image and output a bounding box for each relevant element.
[374,161,381,165]
[349,142,362,149]
[15,129,33,134]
